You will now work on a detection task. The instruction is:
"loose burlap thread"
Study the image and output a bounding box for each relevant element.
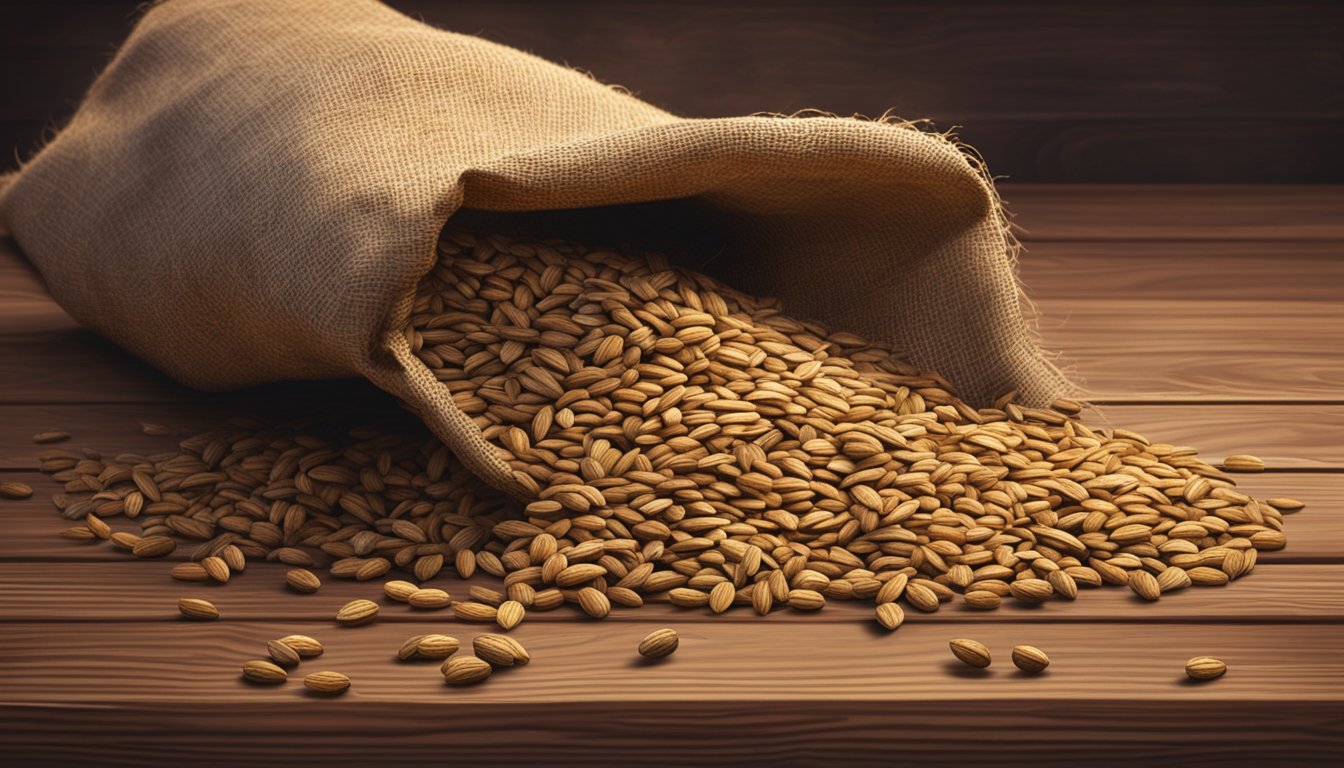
[0,0,1070,498]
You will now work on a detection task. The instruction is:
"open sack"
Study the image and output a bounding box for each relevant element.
[0,0,1069,498]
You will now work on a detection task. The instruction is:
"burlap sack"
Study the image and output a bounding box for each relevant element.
[0,0,1068,498]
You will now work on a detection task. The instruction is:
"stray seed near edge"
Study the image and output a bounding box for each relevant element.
[0,481,35,500]
[178,597,219,620]
[638,628,679,659]
[304,670,351,695]
[1222,454,1265,472]
[1185,656,1227,680]
[336,599,379,626]
[949,638,992,669]
[241,659,286,684]
[442,655,492,686]
[1011,645,1050,673]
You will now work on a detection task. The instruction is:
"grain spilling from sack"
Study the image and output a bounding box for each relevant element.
[37,226,1296,622]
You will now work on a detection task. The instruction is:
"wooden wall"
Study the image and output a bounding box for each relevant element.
[2,0,1340,182]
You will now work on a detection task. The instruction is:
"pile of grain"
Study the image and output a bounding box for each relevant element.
[39,226,1294,626]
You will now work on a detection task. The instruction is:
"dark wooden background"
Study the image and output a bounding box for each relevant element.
[1,0,1340,183]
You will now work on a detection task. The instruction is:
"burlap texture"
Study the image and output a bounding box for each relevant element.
[0,0,1069,498]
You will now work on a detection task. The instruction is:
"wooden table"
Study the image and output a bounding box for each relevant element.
[1,185,1341,766]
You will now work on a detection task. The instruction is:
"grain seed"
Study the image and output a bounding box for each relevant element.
[638,628,679,659]
[0,481,34,500]
[336,599,379,626]
[132,535,176,558]
[442,655,492,686]
[473,634,529,667]
[1185,656,1227,680]
[178,597,218,620]
[496,600,526,630]
[1129,570,1162,601]
[452,601,498,622]
[1222,455,1265,472]
[267,639,302,667]
[304,671,351,694]
[286,568,322,593]
[708,581,736,614]
[408,588,452,609]
[949,638,992,669]
[171,562,210,581]
[1011,645,1050,673]
[277,635,324,658]
[383,580,418,602]
[577,586,611,618]
[201,555,230,582]
[416,634,460,660]
[963,590,1002,610]
[787,589,825,611]
[242,659,287,684]
[875,602,904,631]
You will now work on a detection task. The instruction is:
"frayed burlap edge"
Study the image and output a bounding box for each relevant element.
[745,108,1077,408]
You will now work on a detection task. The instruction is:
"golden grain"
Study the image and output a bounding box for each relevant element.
[277,634,324,658]
[241,659,287,684]
[949,638,992,668]
[1185,656,1227,680]
[637,628,679,659]
[286,568,322,593]
[177,597,218,620]
[442,655,492,686]
[0,481,34,500]
[304,671,351,694]
[335,599,378,626]
[1011,645,1050,673]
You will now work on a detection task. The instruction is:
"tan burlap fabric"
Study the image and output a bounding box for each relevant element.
[0,0,1069,497]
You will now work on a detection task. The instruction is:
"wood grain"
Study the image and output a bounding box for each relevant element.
[1002,184,1344,242]
[1016,241,1344,301]
[6,194,1344,404]
[1035,301,1344,403]
[2,620,1340,765]
[3,619,1342,703]
[2,699,1339,768]
[7,298,1339,403]
[2,400,1338,469]
[0,560,1336,624]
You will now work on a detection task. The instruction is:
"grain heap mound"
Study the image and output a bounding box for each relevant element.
[42,227,1290,622]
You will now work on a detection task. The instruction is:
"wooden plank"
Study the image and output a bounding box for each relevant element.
[1016,241,1344,301]
[1078,404,1344,470]
[11,307,1340,403]
[0,468,1330,563]
[2,699,1339,768]
[0,235,73,335]
[1034,301,1344,403]
[2,619,1341,703]
[0,330,194,402]
[0,561,1336,624]
[1,401,1338,469]
[4,234,1344,404]
[1,620,1339,765]
[1002,184,1344,242]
